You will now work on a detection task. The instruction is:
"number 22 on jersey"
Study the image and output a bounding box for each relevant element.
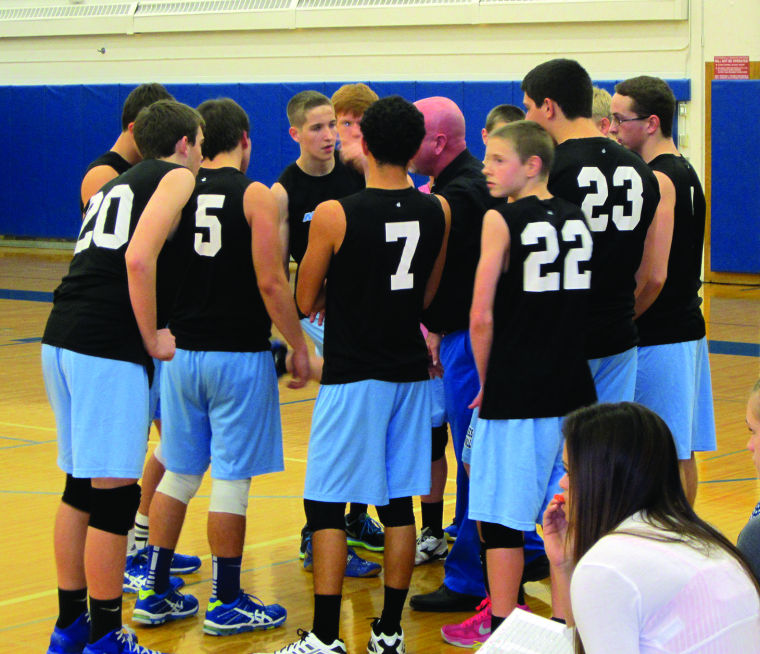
[522,219,592,292]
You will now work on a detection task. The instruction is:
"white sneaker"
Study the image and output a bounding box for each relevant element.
[367,620,406,654]
[253,629,346,654]
[414,527,448,565]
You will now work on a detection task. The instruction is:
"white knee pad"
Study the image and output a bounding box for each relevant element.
[156,471,203,505]
[209,478,251,516]
[153,441,165,466]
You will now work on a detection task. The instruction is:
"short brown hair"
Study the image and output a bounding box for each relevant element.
[121,83,174,130]
[489,120,554,178]
[331,83,378,118]
[615,76,676,138]
[484,104,525,133]
[197,98,249,160]
[134,100,204,161]
[286,90,332,128]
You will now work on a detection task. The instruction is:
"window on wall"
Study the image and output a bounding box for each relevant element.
[1,0,688,38]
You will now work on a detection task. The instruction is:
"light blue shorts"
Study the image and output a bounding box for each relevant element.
[304,379,432,506]
[149,358,162,421]
[431,376,447,428]
[587,346,637,403]
[462,407,478,465]
[160,349,284,480]
[635,337,716,459]
[41,345,150,479]
[300,316,324,358]
[468,416,565,531]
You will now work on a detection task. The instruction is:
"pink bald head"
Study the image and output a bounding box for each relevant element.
[410,96,467,178]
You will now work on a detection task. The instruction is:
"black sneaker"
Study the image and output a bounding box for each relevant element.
[299,523,313,560]
[345,512,384,552]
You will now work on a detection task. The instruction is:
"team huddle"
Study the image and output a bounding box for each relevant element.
[44,57,753,654]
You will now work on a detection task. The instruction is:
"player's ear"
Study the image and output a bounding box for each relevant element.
[176,135,189,157]
[646,114,660,135]
[544,98,557,120]
[361,137,370,156]
[525,154,543,178]
[288,125,300,143]
[126,121,136,135]
[481,127,489,145]
[241,131,250,151]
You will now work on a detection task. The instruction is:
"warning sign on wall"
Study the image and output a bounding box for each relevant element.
[714,56,750,79]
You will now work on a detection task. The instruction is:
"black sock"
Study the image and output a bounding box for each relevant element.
[56,587,88,629]
[89,596,121,643]
[479,542,491,596]
[491,614,505,632]
[517,584,525,605]
[145,545,174,594]
[378,585,408,635]
[313,593,341,644]
[346,504,368,523]
[421,500,444,539]
[212,555,242,604]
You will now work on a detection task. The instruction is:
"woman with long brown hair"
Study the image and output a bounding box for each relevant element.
[543,402,760,653]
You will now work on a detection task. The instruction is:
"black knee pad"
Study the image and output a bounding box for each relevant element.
[431,424,449,462]
[304,499,345,532]
[62,474,91,513]
[88,483,141,536]
[481,521,524,549]
[376,496,414,528]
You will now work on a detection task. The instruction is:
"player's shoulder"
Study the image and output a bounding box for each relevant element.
[276,160,301,186]
[649,152,696,181]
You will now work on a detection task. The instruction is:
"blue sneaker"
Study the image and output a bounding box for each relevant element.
[345,512,384,552]
[129,546,201,576]
[302,537,381,578]
[443,522,458,542]
[82,626,165,654]
[47,612,89,654]
[203,590,287,636]
[132,587,198,625]
[123,558,184,594]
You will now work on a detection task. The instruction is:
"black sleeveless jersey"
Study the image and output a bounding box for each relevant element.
[422,149,501,334]
[80,151,132,213]
[44,159,184,368]
[321,187,446,385]
[277,153,365,265]
[635,154,706,346]
[480,196,597,420]
[549,137,660,359]
[169,167,272,353]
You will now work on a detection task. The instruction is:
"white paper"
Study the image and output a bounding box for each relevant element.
[477,608,574,654]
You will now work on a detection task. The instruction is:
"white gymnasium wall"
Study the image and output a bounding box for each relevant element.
[1,0,757,177]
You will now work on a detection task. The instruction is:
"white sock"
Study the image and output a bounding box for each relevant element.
[134,512,149,551]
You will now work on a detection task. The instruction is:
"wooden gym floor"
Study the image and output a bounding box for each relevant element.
[0,249,758,653]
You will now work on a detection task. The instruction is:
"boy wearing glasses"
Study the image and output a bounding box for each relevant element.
[610,76,716,504]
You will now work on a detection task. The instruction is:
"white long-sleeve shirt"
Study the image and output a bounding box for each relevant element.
[571,513,760,654]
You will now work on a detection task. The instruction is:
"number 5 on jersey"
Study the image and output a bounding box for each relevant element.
[522,219,592,292]
[194,194,224,257]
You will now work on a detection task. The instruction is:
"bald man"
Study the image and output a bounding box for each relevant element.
[408,97,496,613]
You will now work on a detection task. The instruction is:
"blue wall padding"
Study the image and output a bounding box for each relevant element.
[710,80,760,273]
[0,79,690,239]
